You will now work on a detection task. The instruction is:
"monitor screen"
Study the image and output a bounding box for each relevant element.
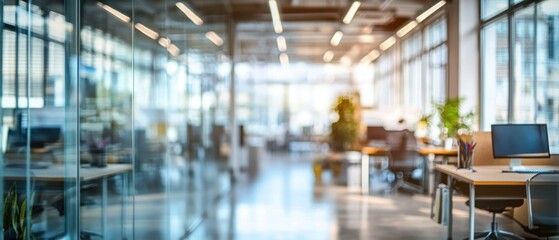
[491,124,550,158]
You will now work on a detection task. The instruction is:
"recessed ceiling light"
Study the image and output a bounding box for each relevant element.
[269,0,283,33]
[167,43,180,56]
[360,50,380,64]
[176,2,204,25]
[396,21,417,38]
[330,31,343,46]
[323,51,334,63]
[416,0,446,23]
[97,2,130,23]
[206,31,224,46]
[379,36,396,51]
[280,53,289,65]
[135,23,159,40]
[277,36,287,52]
[343,1,361,24]
[158,38,171,48]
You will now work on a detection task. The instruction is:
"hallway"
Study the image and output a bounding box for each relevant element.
[190,151,532,240]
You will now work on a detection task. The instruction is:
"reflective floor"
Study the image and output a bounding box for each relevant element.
[190,151,546,240]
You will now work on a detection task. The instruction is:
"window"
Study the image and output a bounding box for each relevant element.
[482,0,508,20]
[481,0,559,153]
[482,17,509,127]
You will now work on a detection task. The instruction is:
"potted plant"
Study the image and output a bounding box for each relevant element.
[3,183,35,240]
[329,95,359,152]
[434,97,474,148]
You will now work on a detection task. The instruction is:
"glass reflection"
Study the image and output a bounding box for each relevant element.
[1,0,230,238]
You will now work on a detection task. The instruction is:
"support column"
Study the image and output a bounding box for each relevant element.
[447,0,480,126]
[228,17,240,182]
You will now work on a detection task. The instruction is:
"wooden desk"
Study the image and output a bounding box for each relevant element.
[3,164,133,182]
[418,147,458,195]
[417,147,458,157]
[435,165,559,239]
[361,146,390,156]
[3,164,132,238]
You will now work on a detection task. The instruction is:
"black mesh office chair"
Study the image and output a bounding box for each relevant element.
[385,130,422,193]
[524,172,559,239]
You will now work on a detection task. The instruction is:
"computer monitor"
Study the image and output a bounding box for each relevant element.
[491,124,550,170]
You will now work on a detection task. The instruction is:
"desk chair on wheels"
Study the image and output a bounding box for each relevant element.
[463,199,524,240]
[385,130,422,193]
[460,132,525,240]
[524,172,559,239]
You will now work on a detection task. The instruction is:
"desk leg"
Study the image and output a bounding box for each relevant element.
[102,176,108,238]
[447,175,453,240]
[423,154,433,195]
[361,154,369,195]
[121,173,127,239]
[469,183,475,240]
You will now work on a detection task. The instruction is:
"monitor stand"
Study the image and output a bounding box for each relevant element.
[509,159,526,171]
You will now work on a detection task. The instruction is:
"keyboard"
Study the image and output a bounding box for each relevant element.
[502,169,559,174]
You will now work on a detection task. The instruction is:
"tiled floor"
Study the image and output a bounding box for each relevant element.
[190,151,548,240]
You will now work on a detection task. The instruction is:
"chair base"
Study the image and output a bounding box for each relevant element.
[463,222,524,240]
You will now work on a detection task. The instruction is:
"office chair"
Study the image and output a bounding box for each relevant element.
[464,199,524,240]
[524,172,559,238]
[459,132,524,240]
[385,130,422,193]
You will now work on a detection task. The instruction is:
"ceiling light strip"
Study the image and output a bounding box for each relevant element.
[379,36,396,51]
[135,23,159,40]
[323,51,334,63]
[343,1,361,24]
[416,0,446,23]
[176,2,204,25]
[97,2,130,23]
[340,56,352,65]
[269,0,283,33]
[280,53,289,65]
[167,43,180,56]
[330,31,343,46]
[277,36,287,52]
[158,37,171,48]
[360,50,379,64]
[206,31,224,46]
[396,21,417,38]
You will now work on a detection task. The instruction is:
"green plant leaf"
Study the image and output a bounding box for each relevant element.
[11,189,19,237]
[19,197,26,233]
[3,183,17,231]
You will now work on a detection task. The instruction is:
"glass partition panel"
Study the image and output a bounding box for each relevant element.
[1,0,230,238]
[80,0,133,238]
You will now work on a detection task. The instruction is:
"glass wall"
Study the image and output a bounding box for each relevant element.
[481,0,559,153]
[1,0,231,239]
[372,15,447,131]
